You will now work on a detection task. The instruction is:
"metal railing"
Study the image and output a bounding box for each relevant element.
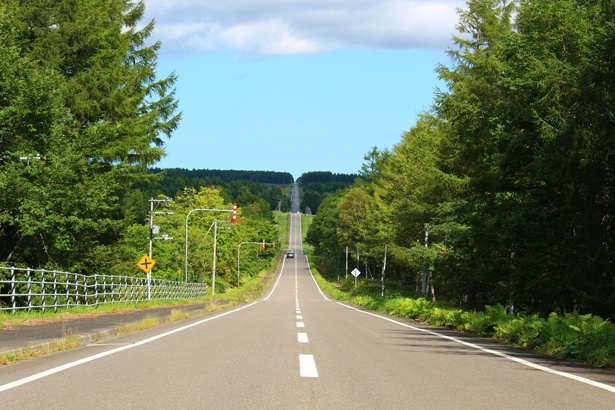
[0,266,208,313]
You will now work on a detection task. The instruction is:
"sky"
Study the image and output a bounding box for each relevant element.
[143,0,466,180]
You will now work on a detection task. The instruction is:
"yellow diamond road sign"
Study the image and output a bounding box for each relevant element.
[137,254,156,273]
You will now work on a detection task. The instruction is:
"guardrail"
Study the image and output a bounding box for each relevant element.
[0,266,208,313]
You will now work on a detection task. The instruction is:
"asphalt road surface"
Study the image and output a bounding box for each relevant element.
[1,212,614,409]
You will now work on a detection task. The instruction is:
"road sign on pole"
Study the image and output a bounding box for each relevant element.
[351,268,361,288]
[137,254,156,273]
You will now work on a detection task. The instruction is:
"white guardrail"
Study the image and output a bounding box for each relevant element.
[0,266,207,313]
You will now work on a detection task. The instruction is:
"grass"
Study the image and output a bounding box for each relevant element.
[0,298,210,328]
[274,210,288,249]
[116,316,160,335]
[0,331,82,365]
[300,213,312,243]
[169,309,190,322]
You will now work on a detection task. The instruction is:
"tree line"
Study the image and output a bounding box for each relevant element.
[307,0,615,319]
[152,168,294,185]
[297,171,359,214]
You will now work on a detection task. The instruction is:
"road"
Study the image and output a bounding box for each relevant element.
[1,211,614,409]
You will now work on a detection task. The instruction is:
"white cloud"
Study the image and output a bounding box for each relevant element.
[143,0,464,56]
[222,19,322,55]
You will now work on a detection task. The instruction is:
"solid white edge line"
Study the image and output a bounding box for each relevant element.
[299,354,318,377]
[337,302,615,393]
[305,254,329,301]
[264,212,298,302]
[0,302,258,392]
[262,257,284,301]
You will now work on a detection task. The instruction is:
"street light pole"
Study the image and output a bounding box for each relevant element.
[148,197,173,300]
[212,220,218,297]
[237,241,274,287]
[184,208,233,283]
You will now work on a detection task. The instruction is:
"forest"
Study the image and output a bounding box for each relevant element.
[0,1,289,290]
[306,0,615,319]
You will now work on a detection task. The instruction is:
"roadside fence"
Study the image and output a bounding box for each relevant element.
[0,266,207,313]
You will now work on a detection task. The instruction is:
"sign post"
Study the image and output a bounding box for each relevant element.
[351,268,361,288]
[137,255,156,300]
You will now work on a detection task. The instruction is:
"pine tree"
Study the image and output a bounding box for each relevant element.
[0,0,181,270]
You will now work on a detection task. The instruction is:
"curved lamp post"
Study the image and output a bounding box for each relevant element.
[237,241,274,287]
[185,208,233,284]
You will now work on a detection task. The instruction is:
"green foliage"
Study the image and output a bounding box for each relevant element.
[305,0,615,319]
[147,168,292,213]
[298,171,359,213]
[390,298,432,319]
[0,0,180,271]
[563,326,615,368]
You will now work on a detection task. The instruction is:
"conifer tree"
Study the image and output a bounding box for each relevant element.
[0,0,181,270]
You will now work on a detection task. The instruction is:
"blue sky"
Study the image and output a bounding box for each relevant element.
[144,1,465,180]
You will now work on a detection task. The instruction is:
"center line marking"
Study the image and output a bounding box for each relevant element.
[298,333,309,343]
[296,322,305,327]
[299,354,319,377]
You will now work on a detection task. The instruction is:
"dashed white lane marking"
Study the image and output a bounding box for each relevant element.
[299,354,319,377]
[296,315,303,319]
[296,322,305,328]
[298,333,309,343]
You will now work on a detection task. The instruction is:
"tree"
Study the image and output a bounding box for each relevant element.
[0,0,181,271]
[306,194,341,254]
[371,115,465,297]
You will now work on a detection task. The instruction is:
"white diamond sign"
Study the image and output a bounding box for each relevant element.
[351,268,361,278]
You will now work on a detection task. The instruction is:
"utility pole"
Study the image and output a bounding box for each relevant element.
[421,224,429,295]
[184,207,234,283]
[148,197,173,300]
[212,221,218,297]
[381,244,387,297]
[345,246,349,280]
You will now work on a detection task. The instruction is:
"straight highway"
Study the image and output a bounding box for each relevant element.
[1,207,614,408]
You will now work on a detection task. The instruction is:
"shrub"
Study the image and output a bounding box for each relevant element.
[493,314,538,345]
[563,324,615,368]
[395,297,431,318]
[422,307,464,329]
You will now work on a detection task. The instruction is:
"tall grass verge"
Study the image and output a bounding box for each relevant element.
[116,316,160,335]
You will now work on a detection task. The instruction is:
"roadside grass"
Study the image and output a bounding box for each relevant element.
[0,298,210,328]
[0,331,82,365]
[274,210,288,249]
[301,213,311,243]
[169,309,190,322]
[116,316,160,335]
[310,261,615,369]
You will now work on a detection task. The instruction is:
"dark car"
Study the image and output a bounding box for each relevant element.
[287,249,295,258]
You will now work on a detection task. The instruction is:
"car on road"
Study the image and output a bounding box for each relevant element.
[286,249,295,258]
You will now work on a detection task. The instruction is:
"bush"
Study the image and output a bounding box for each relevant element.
[395,297,431,318]
[421,306,464,329]
[493,314,539,345]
